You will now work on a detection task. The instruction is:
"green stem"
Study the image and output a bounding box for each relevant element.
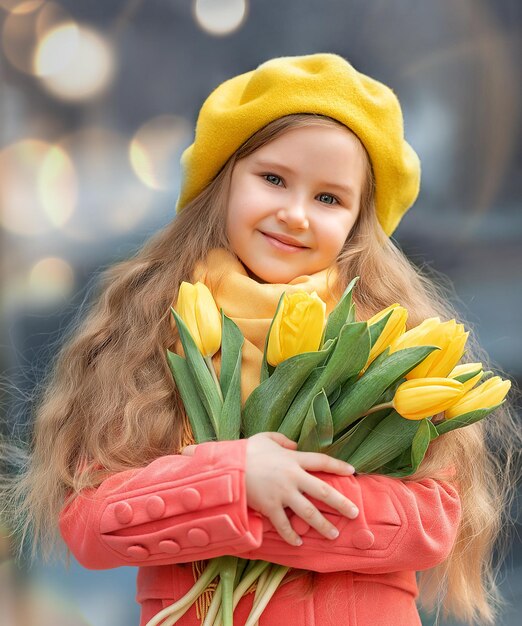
[205,355,224,402]
[144,559,220,626]
[202,580,222,626]
[232,561,272,610]
[220,556,238,626]
[252,566,271,606]
[244,565,290,626]
[363,401,393,415]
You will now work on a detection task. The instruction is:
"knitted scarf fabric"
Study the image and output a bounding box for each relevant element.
[170,247,340,405]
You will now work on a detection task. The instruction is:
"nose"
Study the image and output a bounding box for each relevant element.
[276,196,309,229]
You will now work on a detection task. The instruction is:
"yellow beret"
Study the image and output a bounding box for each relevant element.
[175,53,421,237]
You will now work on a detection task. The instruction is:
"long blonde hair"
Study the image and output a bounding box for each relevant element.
[2,113,520,624]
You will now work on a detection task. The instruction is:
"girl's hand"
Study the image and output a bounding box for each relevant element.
[245,432,359,547]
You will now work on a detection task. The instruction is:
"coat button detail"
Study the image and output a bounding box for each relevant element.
[127,544,149,559]
[146,495,166,519]
[352,529,375,549]
[114,501,133,525]
[159,539,181,554]
[187,528,210,546]
[290,515,310,535]
[181,487,202,511]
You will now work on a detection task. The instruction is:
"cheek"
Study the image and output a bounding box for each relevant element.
[317,215,353,244]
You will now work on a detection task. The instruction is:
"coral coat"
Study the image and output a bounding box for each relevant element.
[59,438,461,626]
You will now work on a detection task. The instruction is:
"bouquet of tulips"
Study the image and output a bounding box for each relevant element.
[146,277,511,626]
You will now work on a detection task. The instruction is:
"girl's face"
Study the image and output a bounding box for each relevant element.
[225,124,366,283]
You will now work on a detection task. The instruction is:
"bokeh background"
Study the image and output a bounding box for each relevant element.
[1,0,521,624]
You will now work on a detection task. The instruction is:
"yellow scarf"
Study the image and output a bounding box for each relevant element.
[171,247,340,405]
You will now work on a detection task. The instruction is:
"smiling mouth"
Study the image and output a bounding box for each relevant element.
[260,232,308,251]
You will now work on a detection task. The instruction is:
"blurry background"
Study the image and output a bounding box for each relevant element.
[0,0,520,624]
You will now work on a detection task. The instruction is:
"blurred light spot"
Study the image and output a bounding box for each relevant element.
[0,0,43,12]
[56,127,153,241]
[34,22,79,76]
[0,139,76,236]
[129,115,191,191]
[38,145,77,227]
[193,0,248,36]
[1,2,70,74]
[28,257,75,304]
[37,25,115,101]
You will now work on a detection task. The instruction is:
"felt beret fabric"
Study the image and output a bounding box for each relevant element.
[175,52,421,237]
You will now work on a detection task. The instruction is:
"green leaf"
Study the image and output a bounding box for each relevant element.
[452,366,483,385]
[278,322,370,440]
[242,340,336,437]
[220,348,242,441]
[260,292,285,383]
[166,350,215,443]
[345,411,422,473]
[314,389,334,448]
[297,402,320,452]
[170,307,222,435]
[298,388,334,452]
[410,419,438,469]
[322,322,371,391]
[277,366,325,440]
[219,312,244,399]
[218,313,243,440]
[327,384,342,405]
[435,403,503,435]
[330,345,439,436]
[380,419,439,477]
[323,276,359,343]
[324,409,390,461]
[374,377,407,405]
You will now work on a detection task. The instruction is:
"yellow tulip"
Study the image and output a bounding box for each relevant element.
[267,291,326,366]
[364,303,408,370]
[445,376,511,420]
[393,377,466,420]
[174,281,222,357]
[448,362,483,393]
[389,317,469,380]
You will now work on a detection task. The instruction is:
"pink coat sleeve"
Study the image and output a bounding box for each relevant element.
[59,439,264,569]
[241,472,462,574]
[59,439,461,575]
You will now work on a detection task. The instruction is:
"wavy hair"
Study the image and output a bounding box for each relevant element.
[1,113,520,624]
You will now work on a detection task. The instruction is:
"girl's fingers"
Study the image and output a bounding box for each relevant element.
[298,473,359,519]
[261,432,298,450]
[287,492,343,540]
[180,445,198,456]
[267,507,303,547]
[295,451,355,475]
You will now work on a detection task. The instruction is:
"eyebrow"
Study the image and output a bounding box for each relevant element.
[253,159,355,197]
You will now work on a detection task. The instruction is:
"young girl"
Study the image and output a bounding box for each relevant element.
[3,53,520,626]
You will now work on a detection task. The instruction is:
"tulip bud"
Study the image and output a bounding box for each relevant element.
[389,317,469,380]
[267,291,326,366]
[174,281,222,357]
[445,376,511,420]
[365,303,408,369]
[393,377,466,420]
[448,362,484,393]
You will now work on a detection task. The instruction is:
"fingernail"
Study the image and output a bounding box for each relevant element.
[345,464,355,473]
[328,528,339,539]
[295,537,303,546]
[348,506,359,518]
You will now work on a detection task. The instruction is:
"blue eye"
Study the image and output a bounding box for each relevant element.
[318,193,339,206]
[262,173,340,206]
[263,173,282,186]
